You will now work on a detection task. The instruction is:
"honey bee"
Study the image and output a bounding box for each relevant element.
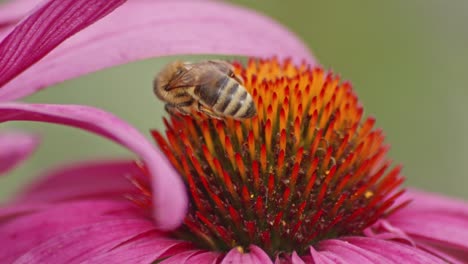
[153,60,256,120]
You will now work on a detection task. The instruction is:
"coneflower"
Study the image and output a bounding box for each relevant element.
[0,0,466,263]
[128,58,406,259]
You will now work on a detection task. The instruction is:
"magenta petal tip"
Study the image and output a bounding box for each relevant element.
[0,131,39,175]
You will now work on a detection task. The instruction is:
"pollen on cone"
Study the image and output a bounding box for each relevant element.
[143,57,407,258]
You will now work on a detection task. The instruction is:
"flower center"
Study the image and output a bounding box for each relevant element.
[130,58,407,257]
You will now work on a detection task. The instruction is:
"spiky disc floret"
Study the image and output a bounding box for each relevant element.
[146,58,406,257]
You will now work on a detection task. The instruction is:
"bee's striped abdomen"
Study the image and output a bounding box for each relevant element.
[213,80,256,119]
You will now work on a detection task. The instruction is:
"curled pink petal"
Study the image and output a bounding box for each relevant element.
[0,131,38,175]
[221,245,272,264]
[0,1,315,101]
[16,159,138,203]
[0,102,187,230]
[13,218,156,264]
[0,0,126,89]
[0,200,139,263]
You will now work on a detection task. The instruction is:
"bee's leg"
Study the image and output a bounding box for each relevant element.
[197,102,223,120]
[165,103,192,118]
[165,104,181,115]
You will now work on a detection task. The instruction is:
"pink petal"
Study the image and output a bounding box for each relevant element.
[342,237,446,264]
[364,219,415,246]
[0,1,315,101]
[162,250,221,264]
[398,189,468,215]
[417,242,468,264]
[389,190,468,252]
[0,0,36,28]
[16,159,138,203]
[0,131,38,175]
[183,251,222,264]
[317,251,348,264]
[291,252,307,264]
[308,247,336,264]
[0,102,187,230]
[0,200,139,263]
[0,202,50,222]
[82,234,194,264]
[274,252,306,264]
[221,245,273,264]
[317,239,393,264]
[13,218,157,264]
[0,0,126,89]
[389,211,468,252]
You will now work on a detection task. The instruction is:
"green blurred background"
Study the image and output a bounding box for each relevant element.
[1,0,467,201]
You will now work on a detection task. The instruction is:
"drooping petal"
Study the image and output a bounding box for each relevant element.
[0,200,140,263]
[161,250,221,264]
[0,102,187,230]
[220,245,273,264]
[0,0,126,89]
[82,234,194,264]
[417,243,467,264]
[0,1,315,101]
[340,237,446,264]
[363,219,415,246]
[15,159,138,203]
[159,250,203,264]
[0,131,38,175]
[291,252,307,264]
[308,247,336,264]
[307,237,449,264]
[0,202,50,222]
[13,218,157,264]
[317,239,393,264]
[274,252,307,264]
[182,251,221,264]
[389,190,468,253]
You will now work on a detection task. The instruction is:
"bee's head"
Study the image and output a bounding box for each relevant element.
[153,61,187,95]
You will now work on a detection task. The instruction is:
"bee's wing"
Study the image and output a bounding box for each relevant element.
[167,62,222,90]
[206,60,232,74]
[165,63,212,90]
[190,66,230,107]
[206,60,244,85]
[165,65,197,90]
